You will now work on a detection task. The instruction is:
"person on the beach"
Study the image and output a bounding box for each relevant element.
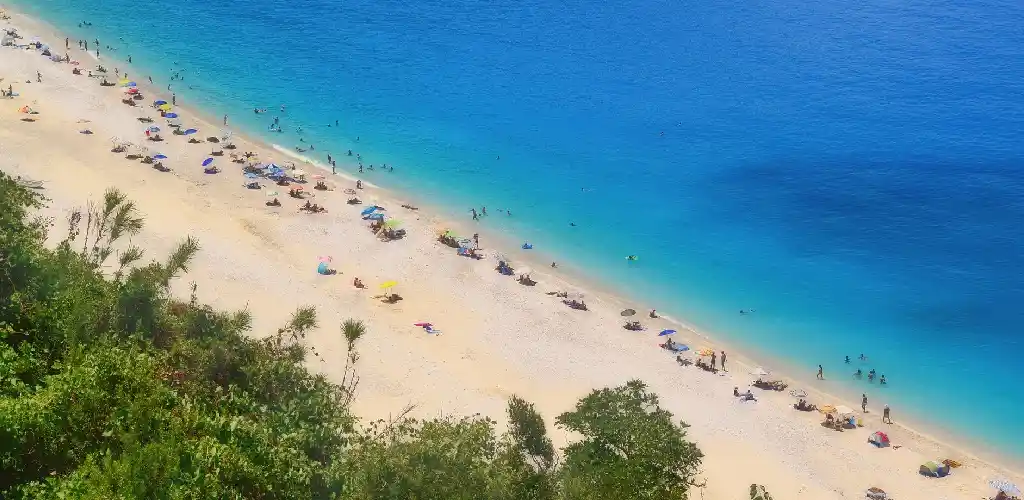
[720,351,727,370]
[36,71,41,83]
[816,365,824,380]
[65,37,69,49]
[84,40,88,51]
[331,161,336,175]
[471,208,479,221]
[650,309,658,318]
[710,351,717,370]
[223,114,228,126]
[172,94,176,105]
[882,404,891,424]
[551,262,557,268]
[358,165,364,173]
[861,394,868,412]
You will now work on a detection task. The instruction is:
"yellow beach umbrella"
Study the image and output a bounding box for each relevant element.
[697,348,715,356]
[383,219,402,228]
[379,280,397,289]
[819,405,836,414]
[157,103,172,111]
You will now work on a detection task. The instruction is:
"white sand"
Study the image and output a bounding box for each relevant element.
[2,7,1020,499]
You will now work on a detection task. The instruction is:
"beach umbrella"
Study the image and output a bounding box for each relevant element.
[789,389,807,398]
[292,185,304,191]
[379,281,397,289]
[164,112,178,119]
[153,100,167,106]
[153,154,167,160]
[750,366,770,377]
[158,103,172,111]
[383,219,402,229]
[865,487,886,500]
[318,255,333,263]
[360,206,378,216]
[202,157,215,167]
[147,126,160,133]
[244,172,258,179]
[990,479,1021,496]
[658,329,677,336]
[291,169,307,178]
[366,213,384,221]
[834,405,855,417]
[183,128,198,135]
[818,405,836,414]
[414,322,432,327]
[697,348,714,356]
[620,308,636,317]
[317,261,330,274]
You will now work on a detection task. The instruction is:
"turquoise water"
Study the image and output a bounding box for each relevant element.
[10,0,1024,460]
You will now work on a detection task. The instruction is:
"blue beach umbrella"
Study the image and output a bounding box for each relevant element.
[658,329,677,336]
[153,100,167,106]
[360,206,378,216]
[202,157,215,167]
[317,261,330,275]
[164,112,178,119]
[244,172,258,179]
[183,128,198,135]
[990,479,1021,497]
[366,213,385,221]
[153,154,167,160]
[147,126,161,133]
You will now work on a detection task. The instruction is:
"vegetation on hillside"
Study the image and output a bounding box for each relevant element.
[0,171,717,499]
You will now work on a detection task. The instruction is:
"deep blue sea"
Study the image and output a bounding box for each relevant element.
[11,0,1024,460]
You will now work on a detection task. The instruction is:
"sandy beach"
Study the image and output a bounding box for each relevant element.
[2,7,1021,499]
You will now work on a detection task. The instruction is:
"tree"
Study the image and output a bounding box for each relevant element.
[555,380,703,500]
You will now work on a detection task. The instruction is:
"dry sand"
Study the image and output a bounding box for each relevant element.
[2,7,1020,499]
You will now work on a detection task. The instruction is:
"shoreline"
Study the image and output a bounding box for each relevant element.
[3,4,1022,497]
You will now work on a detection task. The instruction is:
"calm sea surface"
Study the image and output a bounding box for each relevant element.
[11,0,1024,459]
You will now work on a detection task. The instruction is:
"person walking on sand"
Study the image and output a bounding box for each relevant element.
[172,94,176,105]
[883,404,892,424]
[861,394,868,412]
[223,114,228,126]
[816,364,824,380]
[331,161,336,175]
[720,351,727,370]
[471,208,479,221]
[36,71,42,83]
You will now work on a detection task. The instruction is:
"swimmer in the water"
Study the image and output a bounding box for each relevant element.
[626,255,638,261]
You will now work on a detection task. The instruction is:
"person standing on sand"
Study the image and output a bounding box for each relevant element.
[471,208,479,221]
[883,404,891,424]
[710,351,717,370]
[223,115,228,126]
[172,94,176,105]
[720,351,727,370]
[65,37,69,49]
[36,71,41,83]
[816,364,824,380]
[861,394,868,412]
[331,161,336,175]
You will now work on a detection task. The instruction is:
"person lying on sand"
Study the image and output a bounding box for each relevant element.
[353,278,365,289]
[265,198,281,207]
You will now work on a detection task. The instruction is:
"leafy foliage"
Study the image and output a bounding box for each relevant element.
[0,171,706,499]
